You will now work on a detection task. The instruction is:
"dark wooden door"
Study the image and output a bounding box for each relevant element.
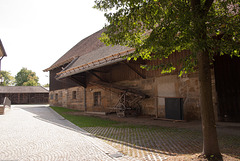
[214,55,240,122]
[165,98,184,120]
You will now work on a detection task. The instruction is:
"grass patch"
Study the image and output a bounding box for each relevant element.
[50,106,182,129]
[51,106,120,127]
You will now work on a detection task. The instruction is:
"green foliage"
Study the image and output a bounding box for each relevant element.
[94,0,240,75]
[0,70,15,86]
[50,106,119,127]
[43,83,49,87]
[93,1,240,158]
[15,67,40,86]
[51,106,147,128]
[141,63,176,74]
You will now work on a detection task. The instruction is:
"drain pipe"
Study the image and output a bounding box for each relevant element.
[84,87,87,111]
[0,56,4,84]
[0,38,7,78]
[0,56,4,72]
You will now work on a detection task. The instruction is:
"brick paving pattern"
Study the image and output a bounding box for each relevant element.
[82,125,240,160]
[82,127,202,160]
[0,105,132,161]
[1,105,239,161]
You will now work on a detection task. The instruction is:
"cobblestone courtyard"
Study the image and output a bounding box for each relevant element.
[82,122,240,160]
[0,105,131,160]
[0,105,239,160]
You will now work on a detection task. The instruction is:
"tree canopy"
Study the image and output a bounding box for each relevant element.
[94,0,240,159]
[15,67,40,86]
[0,70,15,86]
[95,0,240,74]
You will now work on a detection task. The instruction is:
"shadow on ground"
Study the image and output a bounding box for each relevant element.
[81,114,240,160]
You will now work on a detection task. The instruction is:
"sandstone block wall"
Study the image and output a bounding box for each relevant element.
[49,72,218,121]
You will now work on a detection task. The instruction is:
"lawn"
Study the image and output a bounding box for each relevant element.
[50,106,147,128]
[50,106,119,127]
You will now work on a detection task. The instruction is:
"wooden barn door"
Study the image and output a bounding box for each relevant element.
[214,55,240,122]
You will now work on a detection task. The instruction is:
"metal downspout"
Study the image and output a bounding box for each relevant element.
[0,56,4,72]
[84,87,87,111]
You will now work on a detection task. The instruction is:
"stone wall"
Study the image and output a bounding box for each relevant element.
[85,86,119,112]
[178,70,218,121]
[115,78,156,116]
[49,72,218,121]
[115,73,217,120]
[179,74,201,120]
[49,86,85,111]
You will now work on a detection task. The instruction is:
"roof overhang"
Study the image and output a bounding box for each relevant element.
[56,48,135,80]
[0,86,49,94]
[43,56,76,72]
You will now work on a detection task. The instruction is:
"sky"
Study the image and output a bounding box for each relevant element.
[0,0,107,85]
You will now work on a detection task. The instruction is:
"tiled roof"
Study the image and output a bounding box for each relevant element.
[43,29,106,72]
[0,86,49,93]
[44,28,135,79]
[56,46,134,79]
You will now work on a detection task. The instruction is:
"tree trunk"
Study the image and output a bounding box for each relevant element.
[197,51,222,159]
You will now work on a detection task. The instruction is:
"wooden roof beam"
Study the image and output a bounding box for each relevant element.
[68,75,86,88]
[88,70,109,83]
[122,62,146,79]
[91,69,110,73]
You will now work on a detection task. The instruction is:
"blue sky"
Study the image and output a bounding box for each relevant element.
[0,0,107,85]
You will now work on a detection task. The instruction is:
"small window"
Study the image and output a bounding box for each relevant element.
[72,91,77,99]
[93,92,101,106]
[59,91,62,97]
[55,94,58,101]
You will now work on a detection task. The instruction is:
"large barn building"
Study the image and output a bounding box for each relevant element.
[44,29,240,122]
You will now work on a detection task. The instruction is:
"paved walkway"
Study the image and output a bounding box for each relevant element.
[0,105,132,161]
